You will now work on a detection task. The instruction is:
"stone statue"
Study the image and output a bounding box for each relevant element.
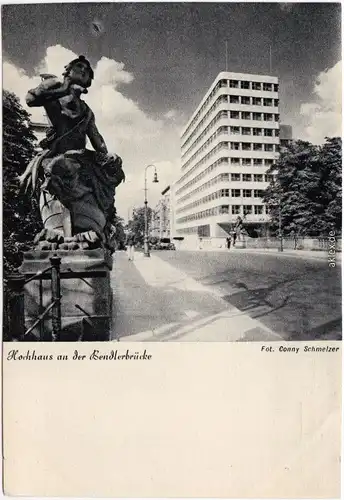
[19,55,125,251]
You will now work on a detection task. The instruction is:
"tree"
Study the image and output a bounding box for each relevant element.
[127,206,152,245]
[3,90,42,273]
[317,137,342,233]
[109,210,126,249]
[263,138,342,236]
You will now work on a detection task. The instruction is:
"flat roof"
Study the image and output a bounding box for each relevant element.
[181,70,279,137]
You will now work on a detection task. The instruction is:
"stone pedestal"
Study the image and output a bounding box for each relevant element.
[20,249,113,341]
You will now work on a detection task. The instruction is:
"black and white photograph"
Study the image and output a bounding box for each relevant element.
[1,4,342,499]
[2,2,342,342]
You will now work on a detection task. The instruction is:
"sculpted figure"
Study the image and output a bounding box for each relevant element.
[19,55,125,251]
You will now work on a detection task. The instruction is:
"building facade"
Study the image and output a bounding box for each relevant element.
[31,120,49,148]
[174,71,281,241]
[151,185,171,239]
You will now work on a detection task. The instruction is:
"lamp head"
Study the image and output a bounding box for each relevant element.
[153,170,159,183]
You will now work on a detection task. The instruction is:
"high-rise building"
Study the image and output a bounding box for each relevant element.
[174,71,280,242]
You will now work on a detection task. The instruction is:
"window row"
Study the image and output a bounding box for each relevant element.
[181,126,279,171]
[176,202,266,223]
[181,110,280,159]
[230,157,275,166]
[176,203,268,234]
[182,83,240,140]
[182,128,222,170]
[232,189,265,197]
[232,173,274,182]
[177,206,227,223]
[178,170,274,206]
[182,110,229,159]
[219,79,278,92]
[177,189,234,214]
[176,157,229,195]
[178,172,230,204]
[229,111,279,121]
[230,142,278,152]
[182,95,241,149]
[178,141,275,190]
[181,95,277,150]
[230,96,279,107]
[182,93,279,145]
[182,99,228,149]
[229,126,280,137]
[231,205,265,215]
[176,226,200,235]
[179,141,229,183]
[177,185,270,214]
[183,125,279,166]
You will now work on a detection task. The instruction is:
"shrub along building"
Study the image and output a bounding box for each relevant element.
[173,71,291,247]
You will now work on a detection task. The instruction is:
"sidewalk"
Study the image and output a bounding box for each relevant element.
[111,251,284,342]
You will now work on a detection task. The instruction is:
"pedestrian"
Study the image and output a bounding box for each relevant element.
[126,232,136,261]
[232,231,237,247]
[226,236,231,249]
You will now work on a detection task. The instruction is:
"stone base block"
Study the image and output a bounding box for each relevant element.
[20,249,113,341]
[24,315,111,342]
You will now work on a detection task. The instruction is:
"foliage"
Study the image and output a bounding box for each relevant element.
[149,236,158,245]
[263,138,342,236]
[127,206,153,245]
[3,90,42,274]
[109,210,126,249]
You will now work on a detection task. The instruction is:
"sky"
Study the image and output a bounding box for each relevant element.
[2,2,342,221]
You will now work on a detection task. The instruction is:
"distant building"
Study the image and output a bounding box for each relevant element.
[150,205,160,239]
[174,71,281,242]
[31,120,49,149]
[151,185,171,239]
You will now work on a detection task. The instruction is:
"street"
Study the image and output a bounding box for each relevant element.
[111,250,341,341]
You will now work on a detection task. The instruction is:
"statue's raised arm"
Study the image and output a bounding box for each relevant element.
[19,55,125,252]
[26,76,72,107]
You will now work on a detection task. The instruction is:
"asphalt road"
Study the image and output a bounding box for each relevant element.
[154,250,342,340]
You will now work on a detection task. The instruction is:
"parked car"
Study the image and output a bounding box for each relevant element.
[155,238,176,250]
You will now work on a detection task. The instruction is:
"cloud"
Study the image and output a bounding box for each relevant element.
[164,109,178,120]
[94,56,134,87]
[300,61,342,144]
[3,44,181,220]
[3,61,42,121]
[35,44,78,77]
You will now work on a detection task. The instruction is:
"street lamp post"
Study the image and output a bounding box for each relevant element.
[144,164,159,257]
